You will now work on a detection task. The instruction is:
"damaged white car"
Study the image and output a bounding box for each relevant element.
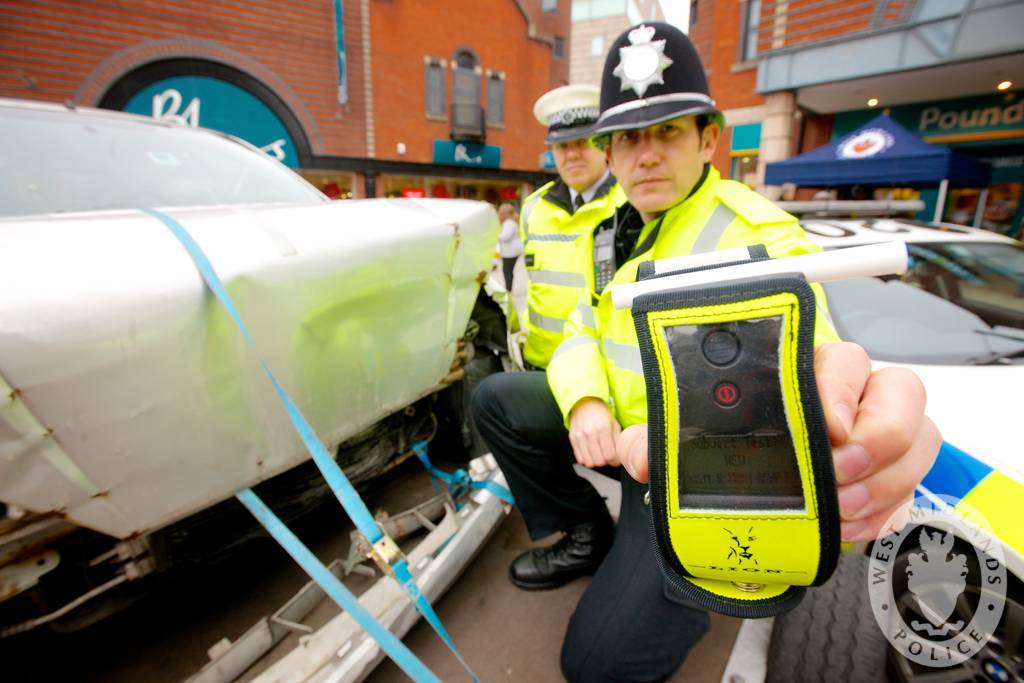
[0,98,506,638]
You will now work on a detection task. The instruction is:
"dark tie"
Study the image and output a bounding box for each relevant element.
[573,193,584,213]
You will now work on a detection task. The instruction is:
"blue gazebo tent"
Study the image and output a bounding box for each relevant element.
[765,114,991,187]
[764,114,991,222]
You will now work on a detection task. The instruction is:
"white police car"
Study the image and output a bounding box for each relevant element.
[764,216,1024,683]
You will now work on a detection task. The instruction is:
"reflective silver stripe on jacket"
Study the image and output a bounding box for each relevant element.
[529,309,567,334]
[576,301,597,329]
[527,269,587,287]
[603,339,644,375]
[552,335,598,361]
[690,204,736,254]
[528,234,579,242]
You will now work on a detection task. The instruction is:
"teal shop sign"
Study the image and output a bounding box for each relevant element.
[433,140,501,168]
[124,76,299,168]
[834,91,1024,150]
[730,123,762,154]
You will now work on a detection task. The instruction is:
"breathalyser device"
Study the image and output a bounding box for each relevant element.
[612,241,908,617]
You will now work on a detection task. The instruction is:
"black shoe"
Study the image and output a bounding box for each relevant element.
[509,521,613,590]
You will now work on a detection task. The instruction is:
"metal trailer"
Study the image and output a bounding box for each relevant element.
[185,454,510,683]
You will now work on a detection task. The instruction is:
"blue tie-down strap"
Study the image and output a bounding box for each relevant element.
[237,489,440,683]
[146,208,479,682]
[411,440,516,507]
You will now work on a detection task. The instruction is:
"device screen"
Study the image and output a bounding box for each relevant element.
[664,316,804,511]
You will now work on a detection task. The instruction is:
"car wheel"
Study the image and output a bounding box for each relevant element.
[767,552,888,682]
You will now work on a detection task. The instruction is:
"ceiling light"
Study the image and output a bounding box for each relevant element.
[867,98,879,107]
[997,80,1012,91]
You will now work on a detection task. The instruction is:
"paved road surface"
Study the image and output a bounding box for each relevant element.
[2,459,739,683]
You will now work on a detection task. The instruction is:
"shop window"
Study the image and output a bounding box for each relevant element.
[425,58,446,117]
[553,36,565,58]
[739,0,761,62]
[300,171,355,200]
[487,71,505,127]
[730,154,758,188]
[945,183,1023,236]
[542,0,558,12]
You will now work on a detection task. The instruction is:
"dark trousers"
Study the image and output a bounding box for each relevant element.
[502,256,517,292]
[471,372,710,683]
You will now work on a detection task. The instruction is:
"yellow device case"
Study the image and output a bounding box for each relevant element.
[632,268,840,618]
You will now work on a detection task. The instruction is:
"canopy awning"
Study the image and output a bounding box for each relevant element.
[764,114,991,188]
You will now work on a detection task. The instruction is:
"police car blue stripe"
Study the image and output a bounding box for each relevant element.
[919,441,993,500]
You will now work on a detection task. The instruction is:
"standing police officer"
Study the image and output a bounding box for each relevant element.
[474,22,940,681]
[518,84,633,370]
[471,85,642,593]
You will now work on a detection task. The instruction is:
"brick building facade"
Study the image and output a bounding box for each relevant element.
[0,0,571,201]
[686,0,1024,234]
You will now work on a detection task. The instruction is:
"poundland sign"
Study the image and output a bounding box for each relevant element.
[919,98,1024,135]
[835,92,1024,146]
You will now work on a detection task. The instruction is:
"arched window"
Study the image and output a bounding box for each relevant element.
[451,48,484,141]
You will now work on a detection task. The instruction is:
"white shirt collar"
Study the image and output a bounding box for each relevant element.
[569,169,611,207]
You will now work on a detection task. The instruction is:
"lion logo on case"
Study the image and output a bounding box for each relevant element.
[725,526,757,566]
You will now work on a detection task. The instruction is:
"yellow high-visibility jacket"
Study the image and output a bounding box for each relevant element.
[547,166,839,427]
[519,174,629,368]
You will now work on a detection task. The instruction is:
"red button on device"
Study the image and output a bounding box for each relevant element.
[714,381,739,407]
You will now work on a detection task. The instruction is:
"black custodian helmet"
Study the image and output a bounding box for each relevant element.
[590,22,723,148]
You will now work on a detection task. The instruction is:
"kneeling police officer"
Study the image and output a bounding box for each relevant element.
[473,22,940,681]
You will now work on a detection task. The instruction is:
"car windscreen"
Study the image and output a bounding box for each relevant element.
[903,241,1024,331]
[822,277,1024,365]
[0,106,325,217]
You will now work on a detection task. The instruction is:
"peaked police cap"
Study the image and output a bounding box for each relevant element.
[534,84,601,144]
[590,22,723,148]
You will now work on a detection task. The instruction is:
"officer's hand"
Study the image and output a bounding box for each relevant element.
[815,342,940,542]
[616,424,648,482]
[616,342,941,543]
[568,398,622,468]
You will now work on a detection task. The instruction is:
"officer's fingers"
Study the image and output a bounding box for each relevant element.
[603,420,624,467]
[617,424,649,483]
[568,427,593,468]
[837,416,939,524]
[593,422,618,467]
[841,495,914,543]
[573,401,618,467]
[578,424,608,467]
[814,342,871,446]
[838,367,928,484]
[577,420,604,467]
[569,403,597,467]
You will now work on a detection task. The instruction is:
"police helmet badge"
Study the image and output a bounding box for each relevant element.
[612,24,673,98]
[590,22,722,147]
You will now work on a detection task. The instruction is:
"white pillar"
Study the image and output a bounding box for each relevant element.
[757,91,798,199]
[933,179,949,223]
[973,188,989,228]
